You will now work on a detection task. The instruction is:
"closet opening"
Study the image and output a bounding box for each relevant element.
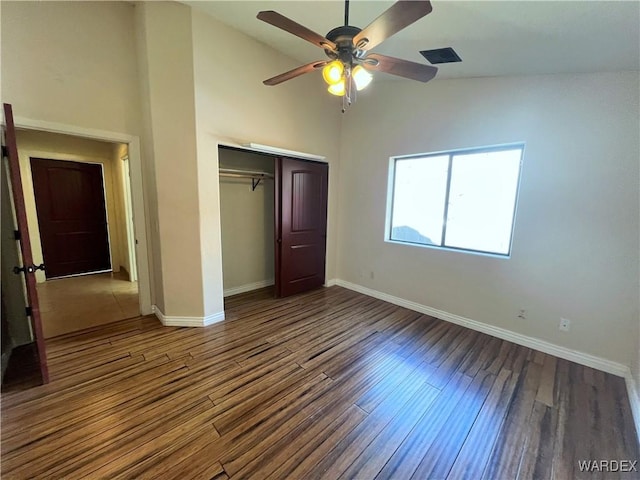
[219,146,276,297]
[218,145,328,299]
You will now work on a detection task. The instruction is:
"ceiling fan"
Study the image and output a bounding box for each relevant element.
[257,0,438,112]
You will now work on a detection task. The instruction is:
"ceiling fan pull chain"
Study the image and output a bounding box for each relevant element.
[344,0,349,26]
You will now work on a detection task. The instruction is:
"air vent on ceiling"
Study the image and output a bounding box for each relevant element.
[420,47,462,64]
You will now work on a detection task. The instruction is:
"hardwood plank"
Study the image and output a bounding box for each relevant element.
[0,353,146,409]
[374,372,474,479]
[1,286,636,479]
[113,423,220,479]
[264,404,368,480]
[447,367,519,479]
[410,369,497,479]
[481,361,543,479]
[229,404,365,479]
[338,382,440,479]
[516,400,559,480]
[67,402,220,479]
[308,366,439,479]
[536,354,557,407]
[2,358,238,473]
[220,352,430,476]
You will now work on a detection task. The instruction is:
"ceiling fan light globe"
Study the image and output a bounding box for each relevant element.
[328,79,346,96]
[322,60,344,85]
[353,65,373,91]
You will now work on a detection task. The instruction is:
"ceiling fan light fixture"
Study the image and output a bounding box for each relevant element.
[327,79,346,96]
[352,65,372,91]
[322,60,344,85]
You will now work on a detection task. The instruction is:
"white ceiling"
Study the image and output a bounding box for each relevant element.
[186,0,640,80]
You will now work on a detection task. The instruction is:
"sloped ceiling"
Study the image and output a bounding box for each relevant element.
[186,1,639,80]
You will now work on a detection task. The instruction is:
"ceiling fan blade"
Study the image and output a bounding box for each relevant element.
[363,53,437,82]
[257,11,337,51]
[263,61,328,86]
[353,1,433,51]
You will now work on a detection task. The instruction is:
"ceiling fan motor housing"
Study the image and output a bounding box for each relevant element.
[325,25,366,63]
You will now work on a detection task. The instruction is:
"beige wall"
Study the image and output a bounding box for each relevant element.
[337,71,640,367]
[1,1,140,135]
[2,1,154,310]
[219,148,275,293]
[134,1,203,317]
[191,8,341,318]
[15,130,128,282]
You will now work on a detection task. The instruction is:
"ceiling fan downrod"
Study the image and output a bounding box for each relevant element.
[344,0,349,26]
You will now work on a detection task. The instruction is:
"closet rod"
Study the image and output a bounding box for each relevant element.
[219,168,274,191]
[219,167,274,178]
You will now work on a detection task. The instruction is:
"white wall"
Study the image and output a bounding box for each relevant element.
[190,9,341,319]
[219,149,275,293]
[337,71,640,367]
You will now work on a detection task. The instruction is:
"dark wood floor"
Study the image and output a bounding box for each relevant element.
[1,286,638,479]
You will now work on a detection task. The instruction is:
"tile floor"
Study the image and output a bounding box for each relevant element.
[36,271,139,338]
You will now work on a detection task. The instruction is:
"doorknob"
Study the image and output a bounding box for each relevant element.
[13,263,45,274]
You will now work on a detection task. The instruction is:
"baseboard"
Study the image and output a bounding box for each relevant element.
[223,279,274,297]
[325,278,337,287]
[334,279,629,378]
[625,374,640,443]
[152,305,225,327]
[119,265,131,282]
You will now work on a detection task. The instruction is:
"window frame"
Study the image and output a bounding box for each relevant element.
[385,143,525,258]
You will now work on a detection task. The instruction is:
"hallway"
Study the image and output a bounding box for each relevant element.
[37,272,139,338]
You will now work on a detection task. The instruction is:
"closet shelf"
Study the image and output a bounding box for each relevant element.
[219,168,274,191]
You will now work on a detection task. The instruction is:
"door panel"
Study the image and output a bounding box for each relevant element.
[276,157,328,297]
[2,103,49,384]
[31,158,111,278]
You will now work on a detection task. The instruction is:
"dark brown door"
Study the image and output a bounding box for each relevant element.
[275,157,328,297]
[31,158,111,278]
[2,103,49,384]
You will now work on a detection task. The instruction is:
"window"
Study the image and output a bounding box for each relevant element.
[387,144,523,256]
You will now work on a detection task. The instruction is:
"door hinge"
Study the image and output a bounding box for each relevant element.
[1,145,8,159]
[14,230,20,240]
[25,306,32,317]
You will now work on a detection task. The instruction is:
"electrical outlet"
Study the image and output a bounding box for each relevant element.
[559,317,571,332]
[517,309,526,320]
[369,271,375,280]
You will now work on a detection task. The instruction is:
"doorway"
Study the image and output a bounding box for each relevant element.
[16,129,141,338]
[218,146,328,299]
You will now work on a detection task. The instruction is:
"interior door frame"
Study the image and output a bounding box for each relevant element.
[120,155,138,282]
[6,116,153,316]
